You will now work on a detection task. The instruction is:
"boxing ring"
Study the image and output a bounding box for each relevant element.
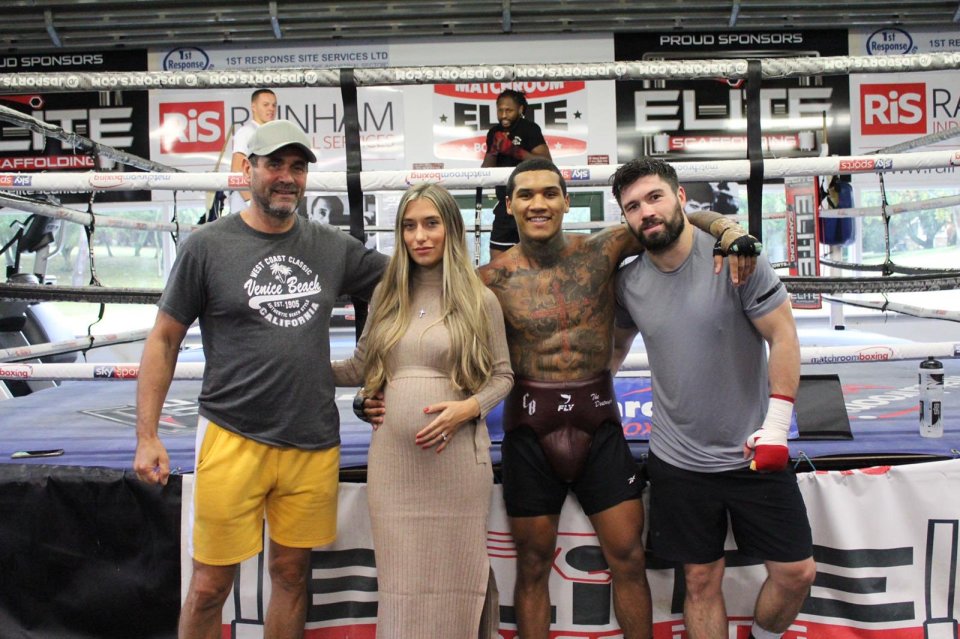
[1,52,959,639]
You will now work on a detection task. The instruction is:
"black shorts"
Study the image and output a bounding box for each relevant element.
[501,421,645,518]
[490,186,518,251]
[646,451,813,564]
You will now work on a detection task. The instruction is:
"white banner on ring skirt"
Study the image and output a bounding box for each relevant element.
[181,458,960,638]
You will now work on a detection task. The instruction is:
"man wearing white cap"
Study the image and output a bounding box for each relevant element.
[135,120,388,638]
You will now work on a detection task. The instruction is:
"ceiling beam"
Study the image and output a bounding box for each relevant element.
[269,0,282,39]
[44,10,62,48]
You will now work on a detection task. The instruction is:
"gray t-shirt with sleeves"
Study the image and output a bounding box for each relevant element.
[615,228,788,472]
[159,213,387,449]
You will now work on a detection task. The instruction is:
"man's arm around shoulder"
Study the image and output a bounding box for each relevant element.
[133,310,189,486]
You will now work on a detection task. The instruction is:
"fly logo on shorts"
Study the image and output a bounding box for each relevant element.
[860,83,927,135]
[158,101,225,154]
[244,255,322,328]
[522,393,537,416]
[558,393,575,412]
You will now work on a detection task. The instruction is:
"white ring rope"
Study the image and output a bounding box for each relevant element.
[823,296,960,323]
[0,104,181,174]
[817,194,960,219]
[3,53,960,93]
[1,149,958,194]
[0,329,151,364]
[4,340,957,382]
[0,192,202,234]
[873,125,960,155]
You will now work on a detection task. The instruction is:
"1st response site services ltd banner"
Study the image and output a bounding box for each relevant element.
[848,26,960,187]
[184,459,960,638]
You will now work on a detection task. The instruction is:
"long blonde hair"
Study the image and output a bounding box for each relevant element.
[363,183,494,393]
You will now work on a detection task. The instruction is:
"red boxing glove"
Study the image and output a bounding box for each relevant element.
[491,130,518,157]
[744,395,794,472]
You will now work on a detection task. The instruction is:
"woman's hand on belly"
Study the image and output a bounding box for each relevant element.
[415,397,481,453]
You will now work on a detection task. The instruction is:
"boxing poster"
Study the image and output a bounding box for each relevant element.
[614,29,851,163]
[0,50,151,203]
[185,459,960,638]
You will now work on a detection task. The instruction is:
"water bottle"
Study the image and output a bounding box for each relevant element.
[919,357,944,438]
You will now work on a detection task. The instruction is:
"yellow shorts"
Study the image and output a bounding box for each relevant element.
[189,417,340,565]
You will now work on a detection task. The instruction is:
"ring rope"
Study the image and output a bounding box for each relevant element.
[781,272,960,294]
[2,149,959,193]
[4,270,959,306]
[0,192,202,234]
[3,53,960,93]
[0,329,152,363]
[0,104,181,174]
[817,194,960,219]
[0,282,161,305]
[819,259,957,276]
[822,296,960,323]
[872,125,960,155]
[4,340,957,382]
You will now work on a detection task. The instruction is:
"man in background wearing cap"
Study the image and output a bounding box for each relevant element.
[229,88,277,213]
[134,120,388,638]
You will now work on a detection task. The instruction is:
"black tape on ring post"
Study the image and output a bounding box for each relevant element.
[746,59,763,243]
[340,68,369,340]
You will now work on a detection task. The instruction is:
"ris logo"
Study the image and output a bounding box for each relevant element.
[861,83,926,135]
[158,101,225,153]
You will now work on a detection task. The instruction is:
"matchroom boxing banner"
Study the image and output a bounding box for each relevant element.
[614,30,851,163]
[0,50,151,203]
[183,459,960,638]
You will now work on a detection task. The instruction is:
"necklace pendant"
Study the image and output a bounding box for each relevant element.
[418,309,426,318]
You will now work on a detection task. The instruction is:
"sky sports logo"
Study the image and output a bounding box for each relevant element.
[0,175,32,187]
[860,83,926,135]
[560,168,590,181]
[93,365,139,379]
[158,101,226,153]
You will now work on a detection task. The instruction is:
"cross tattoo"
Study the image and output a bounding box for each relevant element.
[529,281,591,356]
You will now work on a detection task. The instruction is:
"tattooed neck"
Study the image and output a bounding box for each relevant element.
[519,234,567,269]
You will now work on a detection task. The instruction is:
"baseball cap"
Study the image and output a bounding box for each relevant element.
[247,120,317,163]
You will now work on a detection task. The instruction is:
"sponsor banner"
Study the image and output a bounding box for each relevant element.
[431,81,590,163]
[0,50,151,202]
[148,44,402,198]
[784,176,822,310]
[390,35,617,170]
[188,459,960,637]
[849,27,960,186]
[614,30,851,163]
[149,87,403,172]
[150,37,616,192]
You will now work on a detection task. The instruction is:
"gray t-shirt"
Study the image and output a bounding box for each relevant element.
[159,213,387,449]
[615,229,788,472]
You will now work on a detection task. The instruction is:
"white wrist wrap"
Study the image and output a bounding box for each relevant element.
[761,396,794,437]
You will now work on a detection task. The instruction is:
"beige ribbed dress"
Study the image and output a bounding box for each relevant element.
[332,266,513,639]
